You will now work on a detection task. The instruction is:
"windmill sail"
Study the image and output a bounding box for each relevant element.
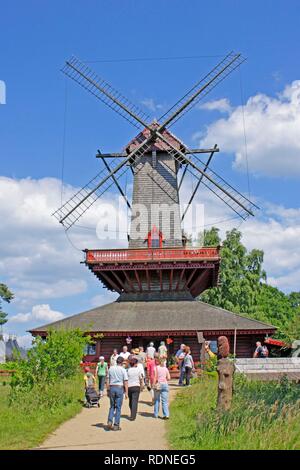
[54,138,153,229]
[54,51,256,230]
[53,156,129,229]
[156,130,258,219]
[159,52,245,129]
[62,56,150,129]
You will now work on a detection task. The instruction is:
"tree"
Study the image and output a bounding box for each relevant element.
[0,283,14,327]
[203,227,221,247]
[11,328,91,390]
[201,228,265,314]
[200,228,300,340]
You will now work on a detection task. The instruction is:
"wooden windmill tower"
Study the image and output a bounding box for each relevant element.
[54,52,258,302]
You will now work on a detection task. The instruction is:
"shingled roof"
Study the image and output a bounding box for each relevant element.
[29,300,276,335]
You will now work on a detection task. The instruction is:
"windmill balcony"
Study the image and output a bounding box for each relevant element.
[84,246,220,299]
[85,246,220,264]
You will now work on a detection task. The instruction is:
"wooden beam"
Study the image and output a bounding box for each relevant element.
[186,147,219,154]
[100,271,122,294]
[123,270,136,293]
[95,148,219,158]
[169,269,173,291]
[159,269,163,291]
[182,268,197,290]
[181,145,218,222]
[96,152,126,158]
[175,268,185,291]
[190,270,210,297]
[111,270,127,292]
[134,269,142,292]
[101,156,131,210]
[145,269,151,291]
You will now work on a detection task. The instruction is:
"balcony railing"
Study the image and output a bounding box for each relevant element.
[86,246,220,263]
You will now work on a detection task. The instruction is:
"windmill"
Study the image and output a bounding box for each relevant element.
[54,51,258,300]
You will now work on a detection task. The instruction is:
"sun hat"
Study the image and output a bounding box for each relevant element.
[99,356,105,360]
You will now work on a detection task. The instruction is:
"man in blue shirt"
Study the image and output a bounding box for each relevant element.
[106,356,128,431]
[175,344,186,386]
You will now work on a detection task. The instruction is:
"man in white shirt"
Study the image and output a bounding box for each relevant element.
[146,342,156,359]
[119,345,130,361]
[110,348,119,367]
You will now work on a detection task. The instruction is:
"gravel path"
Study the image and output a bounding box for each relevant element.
[39,382,180,450]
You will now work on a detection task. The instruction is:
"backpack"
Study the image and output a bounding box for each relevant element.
[262,346,269,357]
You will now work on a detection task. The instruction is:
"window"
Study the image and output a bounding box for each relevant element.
[209,341,218,354]
[84,343,96,355]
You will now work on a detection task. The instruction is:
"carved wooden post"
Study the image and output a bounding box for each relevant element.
[216,335,234,411]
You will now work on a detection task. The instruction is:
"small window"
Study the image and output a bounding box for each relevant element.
[84,344,96,355]
[209,341,218,354]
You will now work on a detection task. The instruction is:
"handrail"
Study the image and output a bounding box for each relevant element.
[86,246,220,263]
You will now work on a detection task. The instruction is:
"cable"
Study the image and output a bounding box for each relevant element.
[64,229,83,252]
[239,66,251,199]
[184,214,242,231]
[84,54,225,64]
[73,214,242,233]
[60,78,68,207]
[59,79,84,253]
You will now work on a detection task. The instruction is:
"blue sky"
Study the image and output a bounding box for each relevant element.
[1,1,300,346]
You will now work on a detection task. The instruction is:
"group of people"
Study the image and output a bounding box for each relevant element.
[84,341,173,431]
[253,341,269,358]
[174,343,195,386]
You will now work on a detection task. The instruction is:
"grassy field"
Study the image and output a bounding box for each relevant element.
[0,375,83,450]
[168,374,300,450]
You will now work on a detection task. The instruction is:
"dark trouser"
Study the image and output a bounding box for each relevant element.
[128,386,140,420]
[185,366,192,386]
[108,386,124,426]
[178,364,185,385]
[98,375,106,393]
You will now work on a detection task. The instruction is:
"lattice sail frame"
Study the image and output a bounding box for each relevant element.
[54,51,258,230]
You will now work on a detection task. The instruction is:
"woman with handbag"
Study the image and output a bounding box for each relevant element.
[153,356,171,419]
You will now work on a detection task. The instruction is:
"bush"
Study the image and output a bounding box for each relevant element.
[0,329,90,449]
[11,329,90,391]
[204,355,217,372]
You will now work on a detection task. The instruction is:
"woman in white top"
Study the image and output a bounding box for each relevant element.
[127,357,144,420]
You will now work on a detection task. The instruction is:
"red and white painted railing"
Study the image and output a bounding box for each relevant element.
[85,246,220,263]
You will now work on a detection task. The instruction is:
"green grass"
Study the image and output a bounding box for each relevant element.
[167,374,300,450]
[0,374,83,450]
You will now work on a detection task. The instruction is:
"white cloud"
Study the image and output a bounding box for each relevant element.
[15,334,33,350]
[199,80,300,177]
[0,176,128,312]
[141,98,164,113]
[0,170,299,330]
[199,98,231,113]
[179,179,300,294]
[10,304,64,324]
